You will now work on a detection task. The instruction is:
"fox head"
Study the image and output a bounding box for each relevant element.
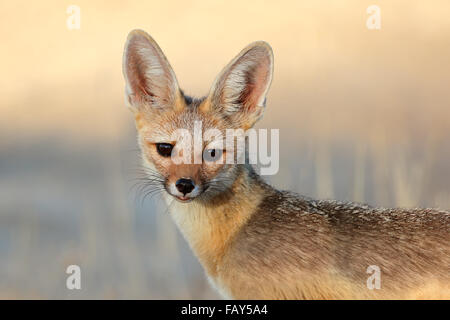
[123,29,273,203]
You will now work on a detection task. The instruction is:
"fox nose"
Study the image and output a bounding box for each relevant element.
[175,178,195,195]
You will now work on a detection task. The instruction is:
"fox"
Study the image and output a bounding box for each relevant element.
[122,29,450,299]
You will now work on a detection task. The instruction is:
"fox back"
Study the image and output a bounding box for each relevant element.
[122,29,450,299]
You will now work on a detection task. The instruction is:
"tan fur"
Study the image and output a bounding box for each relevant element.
[167,168,265,278]
[123,29,450,300]
[165,168,450,300]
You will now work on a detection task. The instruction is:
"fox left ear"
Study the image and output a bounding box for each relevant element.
[205,41,274,129]
[122,30,181,112]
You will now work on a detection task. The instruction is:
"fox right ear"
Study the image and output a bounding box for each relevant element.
[122,30,180,111]
[204,41,274,129]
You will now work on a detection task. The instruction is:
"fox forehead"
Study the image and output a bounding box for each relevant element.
[135,95,229,143]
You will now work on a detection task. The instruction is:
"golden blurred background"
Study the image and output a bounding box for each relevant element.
[0,0,449,298]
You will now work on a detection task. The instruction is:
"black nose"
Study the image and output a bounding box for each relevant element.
[175,178,195,195]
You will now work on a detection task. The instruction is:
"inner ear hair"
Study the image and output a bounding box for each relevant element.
[122,29,180,110]
[207,41,274,125]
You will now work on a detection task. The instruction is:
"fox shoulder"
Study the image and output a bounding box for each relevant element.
[221,191,449,298]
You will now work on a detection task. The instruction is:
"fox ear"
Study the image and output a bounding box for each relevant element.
[206,41,273,129]
[123,30,180,111]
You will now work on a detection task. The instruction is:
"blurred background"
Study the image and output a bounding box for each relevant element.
[0,0,449,298]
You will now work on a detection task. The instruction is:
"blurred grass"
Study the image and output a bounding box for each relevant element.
[0,0,449,298]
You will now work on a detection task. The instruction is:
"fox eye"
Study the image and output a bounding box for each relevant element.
[156,143,174,157]
[203,149,223,162]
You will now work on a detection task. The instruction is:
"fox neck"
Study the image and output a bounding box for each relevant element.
[165,164,269,277]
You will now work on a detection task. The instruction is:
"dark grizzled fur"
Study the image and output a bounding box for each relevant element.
[182,92,205,109]
[238,180,449,292]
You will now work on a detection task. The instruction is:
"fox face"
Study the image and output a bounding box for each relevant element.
[123,30,273,203]
[122,30,450,300]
